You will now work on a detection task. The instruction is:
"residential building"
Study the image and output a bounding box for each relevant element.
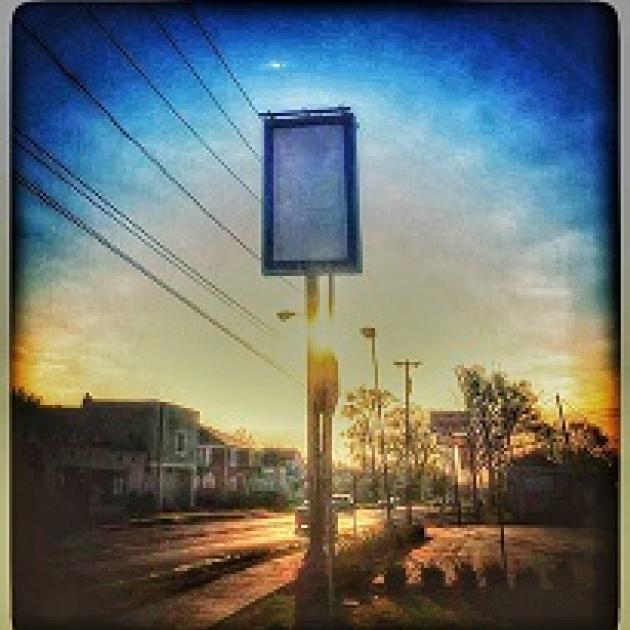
[250,447,305,500]
[37,394,199,513]
[196,425,259,503]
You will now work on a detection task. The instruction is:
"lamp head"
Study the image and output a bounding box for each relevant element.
[277,310,297,322]
[360,326,376,339]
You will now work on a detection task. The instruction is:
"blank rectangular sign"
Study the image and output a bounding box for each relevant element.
[262,109,360,275]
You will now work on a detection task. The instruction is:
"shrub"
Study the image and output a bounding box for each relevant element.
[334,552,373,595]
[384,562,407,594]
[127,491,156,517]
[453,561,477,593]
[408,523,426,543]
[514,566,540,591]
[481,561,508,589]
[548,560,576,590]
[421,564,446,593]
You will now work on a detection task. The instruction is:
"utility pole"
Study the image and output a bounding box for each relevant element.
[352,472,358,537]
[394,359,422,528]
[556,393,569,453]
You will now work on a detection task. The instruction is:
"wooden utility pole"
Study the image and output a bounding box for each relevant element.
[556,393,569,452]
[394,359,422,528]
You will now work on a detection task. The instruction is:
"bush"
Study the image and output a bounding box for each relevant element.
[334,552,373,595]
[421,564,446,593]
[127,491,156,517]
[514,566,540,591]
[548,560,576,591]
[453,561,477,593]
[408,523,426,543]
[384,562,407,594]
[481,561,508,589]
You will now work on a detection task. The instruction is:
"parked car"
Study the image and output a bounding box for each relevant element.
[332,493,355,511]
[377,495,401,508]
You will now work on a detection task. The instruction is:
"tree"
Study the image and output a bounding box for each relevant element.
[341,385,397,501]
[228,427,257,448]
[455,365,542,568]
[384,404,439,500]
[454,366,541,501]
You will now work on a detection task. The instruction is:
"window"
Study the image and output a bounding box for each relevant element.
[230,448,238,467]
[113,476,125,496]
[176,430,186,455]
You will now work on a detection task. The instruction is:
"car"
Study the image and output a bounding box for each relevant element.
[332,493,355,511]
[377,495,401,508]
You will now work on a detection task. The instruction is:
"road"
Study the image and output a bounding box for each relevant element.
[50,508,383,586]
[24,508,612,630]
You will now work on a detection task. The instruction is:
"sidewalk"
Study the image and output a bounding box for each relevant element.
[116,551,304,630]
[404,525,604,587]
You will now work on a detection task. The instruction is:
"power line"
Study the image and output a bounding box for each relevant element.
[14,170,301,386]
[144,6,260,161]
[16,17,261,261]
[14,129,274,333]
[84,5,261,196]
[186,5,259,118]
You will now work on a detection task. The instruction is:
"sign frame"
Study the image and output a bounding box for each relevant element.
[260,107,361,276]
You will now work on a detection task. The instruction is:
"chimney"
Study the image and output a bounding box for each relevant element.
[82,392,93,407]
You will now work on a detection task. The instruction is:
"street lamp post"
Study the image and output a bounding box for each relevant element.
[394,360,422,528]
[360,326,391,527]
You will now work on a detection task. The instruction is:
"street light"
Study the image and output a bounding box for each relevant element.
[360,326,391,526]
[276,309,298,321]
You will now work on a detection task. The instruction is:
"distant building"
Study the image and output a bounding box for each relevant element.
[196,425,258,502]
[251,447,305,500]
[196,430,304,503]
[41,394,199,513]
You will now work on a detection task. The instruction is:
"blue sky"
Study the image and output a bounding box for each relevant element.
[12,3,619,452]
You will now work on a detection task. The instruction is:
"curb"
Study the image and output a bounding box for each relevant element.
[91,542,304,615]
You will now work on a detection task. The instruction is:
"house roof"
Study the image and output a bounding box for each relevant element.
[198,424,241,448]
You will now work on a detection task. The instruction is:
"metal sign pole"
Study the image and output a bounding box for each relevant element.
[325,274,335,618]
[294,274,328,629]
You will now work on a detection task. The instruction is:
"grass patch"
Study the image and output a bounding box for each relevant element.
[217,593,295,630]
[346,593,489,629]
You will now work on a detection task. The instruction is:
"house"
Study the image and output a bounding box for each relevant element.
[250,447,305,500]
[38,394,199,513]
[506,452,571,522]
[196,425,259,503]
